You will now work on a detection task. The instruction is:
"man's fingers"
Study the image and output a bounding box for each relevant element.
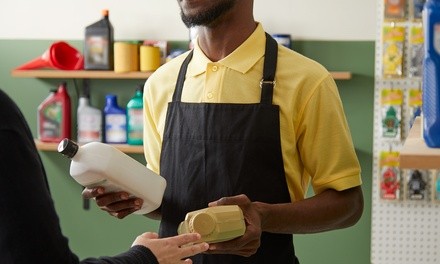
[81,187,104,199]
[209,194,249,206]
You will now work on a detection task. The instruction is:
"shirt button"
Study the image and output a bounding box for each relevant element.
[212,65,218,72]
[207,92,213,99]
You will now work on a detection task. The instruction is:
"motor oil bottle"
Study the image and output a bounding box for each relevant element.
[77,80,102,144]
[84,9,114,70]
[104,94,127,144]
[58,138,166,215]
[38,82,71,142]
[423,0,440,147]
[178,205,246,244]
[127,85,144,145]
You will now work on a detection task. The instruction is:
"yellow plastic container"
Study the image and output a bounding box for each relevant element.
[178,205,246,244]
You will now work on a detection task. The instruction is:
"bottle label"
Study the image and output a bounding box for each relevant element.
[435,24,440,54]
[40,102,61,138]
[105,114,127,142]
[78,114,102,143]
[86,36,109,66]
[128,108,143,140]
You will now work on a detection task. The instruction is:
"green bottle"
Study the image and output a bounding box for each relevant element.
[126,85,144,145]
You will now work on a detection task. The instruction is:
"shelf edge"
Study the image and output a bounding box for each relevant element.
[34,139,144,154]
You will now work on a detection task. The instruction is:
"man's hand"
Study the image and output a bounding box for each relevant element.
[206,194,262,257]
[82,187,143,219]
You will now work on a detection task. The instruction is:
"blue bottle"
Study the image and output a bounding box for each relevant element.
[104,94,127,144]
[423,0,440,147]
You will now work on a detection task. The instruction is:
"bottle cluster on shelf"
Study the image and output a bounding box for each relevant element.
[37,81,144,147]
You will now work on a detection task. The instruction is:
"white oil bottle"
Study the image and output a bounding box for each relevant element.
[77,80,102,144]
[58,138,166,215]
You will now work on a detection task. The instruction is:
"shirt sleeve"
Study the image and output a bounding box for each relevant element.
[295,75,362,194]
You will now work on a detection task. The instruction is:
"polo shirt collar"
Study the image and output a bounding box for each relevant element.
[187,23,266,77]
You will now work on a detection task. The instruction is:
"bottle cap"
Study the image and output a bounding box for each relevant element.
[58,138,79,158]
[189,212,216,236]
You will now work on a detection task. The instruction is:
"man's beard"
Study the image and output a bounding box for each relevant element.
[180,0,235,28]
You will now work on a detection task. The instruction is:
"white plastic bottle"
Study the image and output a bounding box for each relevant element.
[58,138,166,215]
[77,81,102,144]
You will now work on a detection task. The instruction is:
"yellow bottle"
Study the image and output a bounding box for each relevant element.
[177,205,246,244]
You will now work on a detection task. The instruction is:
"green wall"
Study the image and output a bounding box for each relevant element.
[0,39,374,263]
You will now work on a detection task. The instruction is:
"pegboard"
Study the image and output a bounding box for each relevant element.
[371,1,440,264]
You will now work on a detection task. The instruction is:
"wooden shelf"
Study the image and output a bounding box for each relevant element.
[35,140,144,154]
[330,71,352,80]
[11,70,153,79]
[11,69,352,80]
[399,117,440,169]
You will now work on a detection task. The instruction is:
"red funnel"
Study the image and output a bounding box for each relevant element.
[15,41,84,70]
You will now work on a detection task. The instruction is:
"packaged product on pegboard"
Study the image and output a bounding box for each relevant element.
[410,0,426,21]
[382,25,406,78]
[380,88,403,140]
[407,87,422,129]
[408,24,424,78]
[379,150,401,200]
[384,0,407,21]
[404,169,430,201]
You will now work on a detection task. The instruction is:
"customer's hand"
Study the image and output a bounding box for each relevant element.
[82,187,143,219]
[207,194,262,257]
[133,232,209,264]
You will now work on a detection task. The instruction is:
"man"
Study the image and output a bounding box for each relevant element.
[0,88,208,264]
[84,1,364,263]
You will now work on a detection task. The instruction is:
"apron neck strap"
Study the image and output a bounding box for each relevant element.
[260,33,278,105]
[172,50,193,102]
[173,32,278,104]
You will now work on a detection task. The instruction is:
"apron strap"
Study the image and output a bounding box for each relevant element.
[173,50,194,102]
[260,33,278,105]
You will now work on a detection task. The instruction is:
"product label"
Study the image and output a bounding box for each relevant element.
[86,35,109,66]
[78,114,102,143]
[105,114,126,143]
[128,108,143,140]
[40,102,61,138]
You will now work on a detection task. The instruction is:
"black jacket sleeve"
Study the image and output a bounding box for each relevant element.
[0,89,158,264]
[81,245,159,264]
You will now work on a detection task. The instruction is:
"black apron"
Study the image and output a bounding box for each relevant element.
[159,33,299,264]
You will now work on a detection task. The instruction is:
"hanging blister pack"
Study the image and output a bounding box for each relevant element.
[408,24,424,77]
[384,0,407,21]
[405,169,429,201]
[380,88,403,140]
[382,25,406,78]
[379,150,401,200]
[407,88,422,130]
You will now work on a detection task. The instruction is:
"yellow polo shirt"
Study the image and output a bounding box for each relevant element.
[143,23,362,202]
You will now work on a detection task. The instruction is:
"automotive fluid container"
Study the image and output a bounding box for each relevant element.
[58,138,166,215]
[126,85,144,145]
[77,81,102,144]
[84,9,114,70]
[104,94,127,144]
[38,82,71,142]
